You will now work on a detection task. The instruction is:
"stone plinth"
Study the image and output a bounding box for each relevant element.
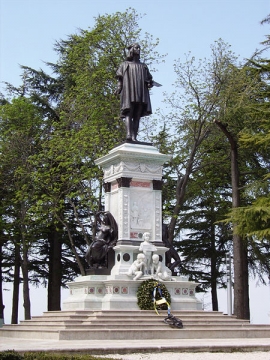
[62,275,202,311]
[95,142,171,276]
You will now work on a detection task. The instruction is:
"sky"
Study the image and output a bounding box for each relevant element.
[0,0,270,324]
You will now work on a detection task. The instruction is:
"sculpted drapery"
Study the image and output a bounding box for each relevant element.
[116,61,153,118]
[115,43,153,141]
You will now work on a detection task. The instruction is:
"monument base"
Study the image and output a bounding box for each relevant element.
[64,143,202,312]
[62,274,202,311]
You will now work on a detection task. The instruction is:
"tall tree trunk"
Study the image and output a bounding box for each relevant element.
[21,235,31,320]
[242,239,250,319]
[48,225,62,311]
[0,240,4,325]
[211,278,218,311]
[231,140,250,319]
[11,241,21,324]
[215,120,250,319]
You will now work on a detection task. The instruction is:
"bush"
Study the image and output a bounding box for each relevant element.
[0,352,119,360]
[0,351,23,360]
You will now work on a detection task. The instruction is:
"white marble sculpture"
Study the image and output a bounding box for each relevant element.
[127,253,146,280]
[151,253,172,281]
[139,232,157,275]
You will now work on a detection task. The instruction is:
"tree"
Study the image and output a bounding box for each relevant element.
[178,129,233,311]
[150,40,234,276]
[151,39,267,318]
[1,8,165,314]
[213,51,270,318]
[228,58,270,250]
[0,97,44,320]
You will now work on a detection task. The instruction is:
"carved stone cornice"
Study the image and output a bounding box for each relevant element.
[95,143,171,183]
[104,161,163,180]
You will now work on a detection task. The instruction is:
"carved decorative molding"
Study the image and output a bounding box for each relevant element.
[155,192,161,240]
[104,161,163,178]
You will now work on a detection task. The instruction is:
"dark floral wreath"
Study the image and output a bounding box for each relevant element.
[137,279,171,310]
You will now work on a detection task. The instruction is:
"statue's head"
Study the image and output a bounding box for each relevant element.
[137,253,145,261]
[152,254,159,264]
[126,43,141,60]
[102,212,110,225]
[143,232,150,242]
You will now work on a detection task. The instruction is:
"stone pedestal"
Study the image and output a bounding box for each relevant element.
[96,142,169,243]
[95,142,171,272]
[62,274,202,311]
[62,142,202,311]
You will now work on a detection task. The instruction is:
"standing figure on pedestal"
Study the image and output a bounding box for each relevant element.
[139,232,157,275]
[115,43,153,141]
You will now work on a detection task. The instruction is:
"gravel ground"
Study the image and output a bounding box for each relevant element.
[101,351,270,360]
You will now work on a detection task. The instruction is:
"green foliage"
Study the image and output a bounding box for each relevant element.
[51,8,164,158]
[150,39,270,314]
[0,351,119,360]
[174,128,233,296]
[20,8,164,277]
[0,97,46,291]
[137,279,171,310]
[0,351,23,360]
[230,197,270,239]
[227,58,270,243]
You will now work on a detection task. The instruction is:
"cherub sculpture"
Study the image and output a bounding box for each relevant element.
[151,254,172,281]
[127,253,146,280]
[139,232,157,275]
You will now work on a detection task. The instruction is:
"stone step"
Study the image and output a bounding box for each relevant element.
[17,318,252,327]
[32,311,243,321]
[57,328,270,340]
[41,310,226,317]
[37,313,93,319]
[1,326,270,341]
[0,328,59,340]
[5,322,265,331]
[1,309,270,341]
[116,317,246,324]
[23,312,244,324]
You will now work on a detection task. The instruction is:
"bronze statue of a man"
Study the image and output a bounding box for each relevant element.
[115,43,153,142]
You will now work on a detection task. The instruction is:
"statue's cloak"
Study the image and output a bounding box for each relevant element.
[116,61,153,118]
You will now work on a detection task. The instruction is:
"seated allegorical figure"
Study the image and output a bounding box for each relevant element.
[85,211,118,268]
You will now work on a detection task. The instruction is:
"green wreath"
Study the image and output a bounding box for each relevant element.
[137,279,171,310]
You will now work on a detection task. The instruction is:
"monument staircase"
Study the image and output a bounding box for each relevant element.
[1,309,270,340]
